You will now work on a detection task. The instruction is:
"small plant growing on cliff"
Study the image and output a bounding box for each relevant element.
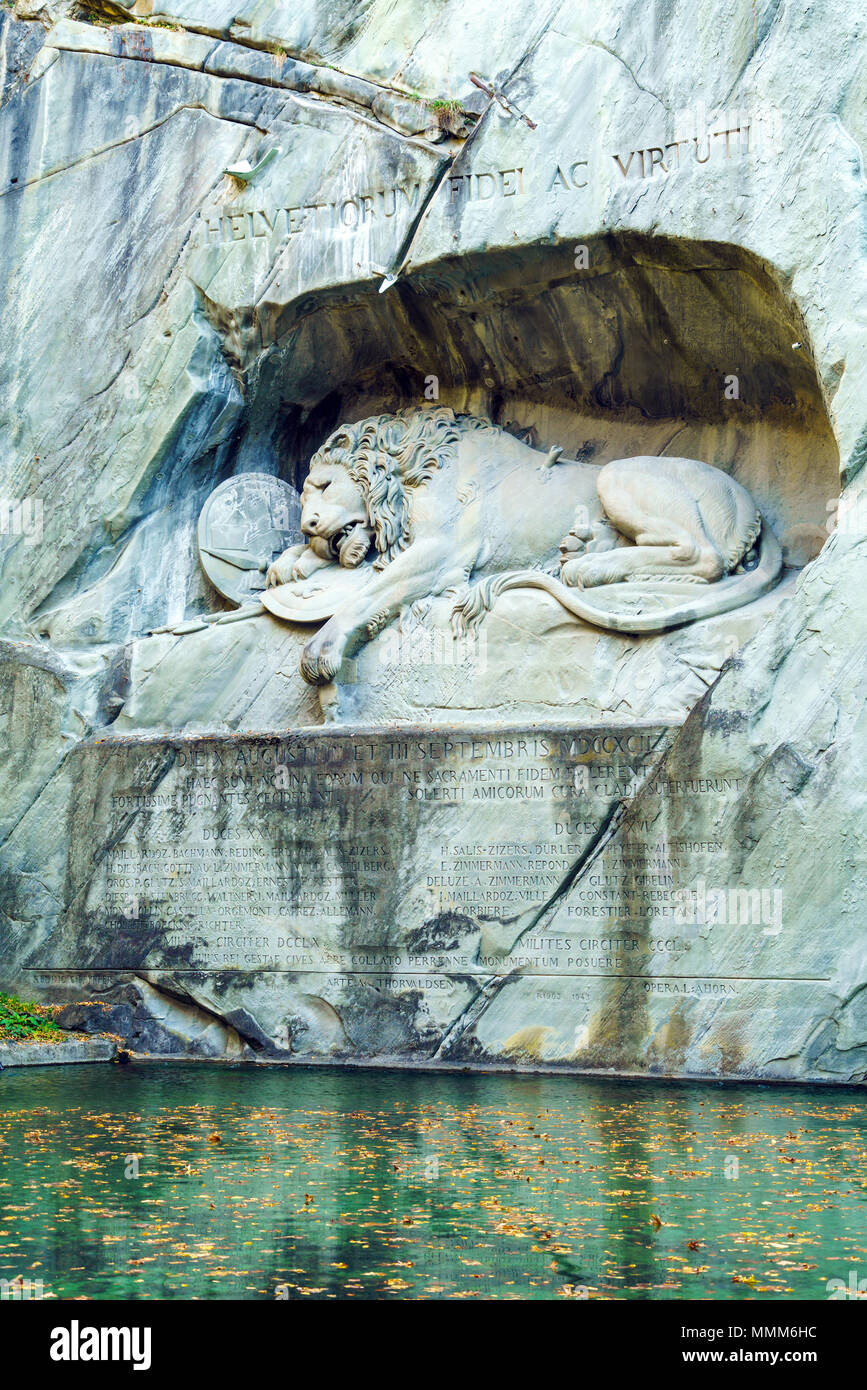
[424,97,475,136]
[0,992,63,1042]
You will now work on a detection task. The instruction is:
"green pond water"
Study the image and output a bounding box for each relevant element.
[0,1062,864,1301]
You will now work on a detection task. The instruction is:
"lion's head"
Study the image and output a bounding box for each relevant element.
[300,459,373,568]
[306,406,498,569]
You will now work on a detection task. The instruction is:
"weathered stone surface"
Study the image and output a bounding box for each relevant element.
[343,578,797,727]
[0,1036,117,1065]
[58,980,255,1056]
[56,998,134,1034]
[2,714,858,1081]
[13,724,678,1065]
[0,0,864,1079]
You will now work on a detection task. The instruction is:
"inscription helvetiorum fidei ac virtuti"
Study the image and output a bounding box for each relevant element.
[1,0,864,1080]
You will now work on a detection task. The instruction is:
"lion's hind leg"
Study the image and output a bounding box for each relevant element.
[564,542,720,589]
[574,464,725,588]
[564,511,725,588]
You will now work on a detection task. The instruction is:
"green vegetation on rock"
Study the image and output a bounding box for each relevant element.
[0,992,64,1043]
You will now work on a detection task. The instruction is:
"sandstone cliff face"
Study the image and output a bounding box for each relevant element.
[0,0,864,1076]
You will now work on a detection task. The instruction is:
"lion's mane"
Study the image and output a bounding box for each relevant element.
[310,406,498,569]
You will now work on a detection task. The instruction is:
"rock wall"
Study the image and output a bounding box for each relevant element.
[0,0,865,1078]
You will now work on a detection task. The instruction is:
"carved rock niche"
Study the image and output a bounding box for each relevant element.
[145,233,839,731]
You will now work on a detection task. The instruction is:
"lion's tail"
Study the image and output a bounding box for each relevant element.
[454,522,783,636]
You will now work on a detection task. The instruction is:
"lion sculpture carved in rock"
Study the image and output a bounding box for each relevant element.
[264,407,782,685]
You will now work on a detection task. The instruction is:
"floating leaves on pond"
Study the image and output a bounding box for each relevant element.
[0,1065,864,1300]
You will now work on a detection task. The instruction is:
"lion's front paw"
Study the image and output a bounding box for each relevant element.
[266,545,305,588]
[300,628,346,685]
